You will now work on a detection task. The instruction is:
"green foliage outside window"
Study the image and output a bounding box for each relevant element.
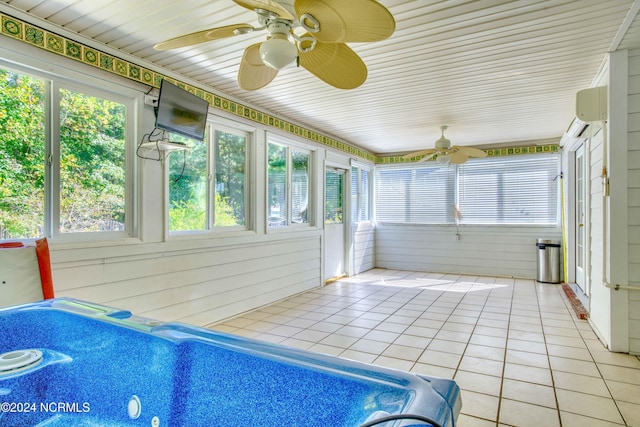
[0,68,126,239]
[214,130,245,227]
[267,142,310,227]
[325,170,343,224]
[168,129,246,231]
[0,70,45,238]
[169,140,207,231]
[59,89,126,233]
[169,193,237,230]
[267,143,287,227]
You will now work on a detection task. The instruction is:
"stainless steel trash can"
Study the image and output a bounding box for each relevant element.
[536,239,561,283]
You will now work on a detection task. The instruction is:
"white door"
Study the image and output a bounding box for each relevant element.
[324,168,346,282]
[575,144,587,294]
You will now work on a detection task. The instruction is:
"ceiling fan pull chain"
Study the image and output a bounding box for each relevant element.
[299,13,320,33]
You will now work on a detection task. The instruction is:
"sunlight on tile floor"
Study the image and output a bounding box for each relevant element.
[209,269,640,426]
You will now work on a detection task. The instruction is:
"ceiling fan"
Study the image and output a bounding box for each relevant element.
[153,0,395,90]
[403,126,488,164]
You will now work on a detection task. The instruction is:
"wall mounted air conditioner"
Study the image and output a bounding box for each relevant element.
[576,86,607,122]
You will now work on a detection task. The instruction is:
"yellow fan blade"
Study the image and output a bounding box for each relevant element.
[294,0,395,43]
[453,146,487,158]
[449,151,469,164]
[238,43,279,90]
[298,38,367,89]
[233,0,295,20]
[402,149,437,161]
[154,24,254,50]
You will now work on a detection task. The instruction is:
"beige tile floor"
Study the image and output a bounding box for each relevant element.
[209,269,640,426]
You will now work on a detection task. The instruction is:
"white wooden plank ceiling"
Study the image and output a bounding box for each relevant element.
[1,0,638,155]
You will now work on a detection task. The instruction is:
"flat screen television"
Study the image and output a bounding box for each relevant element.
[155,80,209,141]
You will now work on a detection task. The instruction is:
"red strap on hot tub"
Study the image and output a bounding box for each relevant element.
[35,238,55,299]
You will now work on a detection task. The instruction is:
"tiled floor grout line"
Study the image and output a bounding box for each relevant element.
[494,275,516,427]
[535,278,565,427]
[410,284,455,374]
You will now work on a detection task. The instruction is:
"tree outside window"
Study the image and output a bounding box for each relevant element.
[267,141,311,228]
[0,67,130,239]
[169,127,247,232]
[59,88,126,233]
[0,69,45,239]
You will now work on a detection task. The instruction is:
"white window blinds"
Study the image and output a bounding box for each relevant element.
[351,167,358,223]
[375,164,455,224]
[375,154,559,225]
[457,154,559,225]
[360,169,370,221]
[351,167,372,223]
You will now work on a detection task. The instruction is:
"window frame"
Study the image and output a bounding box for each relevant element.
[266,134,315,231]
[52,80,136,241]
[325,167,345,225]
[166,118,253,237]
[351,163,373,224]
[0,60,138,243]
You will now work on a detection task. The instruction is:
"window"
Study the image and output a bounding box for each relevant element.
[351,166,371,223]
[375,154,559,225]
[376,164,455,223]
[360,170,370,221]
[169,125,248,232]
[291,150,309,224]
[458,154,559,225]
[267,139,311,228]
[0,66,133,240]
[351,168,358,224]
[214,130,247,227]
[0,69,45,239]
[58,88,127,233]
[168,135,207,231]
[267,143,287,227]
[325,169,343,224]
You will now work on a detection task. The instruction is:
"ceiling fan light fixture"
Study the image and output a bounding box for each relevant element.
[436,154,450,164]
[259,34,298,69]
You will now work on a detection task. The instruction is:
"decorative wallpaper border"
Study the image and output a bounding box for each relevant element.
[0,11,376,162]
[1,11,560,164]
[376,143,560,164]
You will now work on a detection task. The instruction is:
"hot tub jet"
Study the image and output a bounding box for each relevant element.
[0,349,43,375]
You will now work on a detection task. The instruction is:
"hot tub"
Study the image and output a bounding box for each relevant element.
[0,298,461,426]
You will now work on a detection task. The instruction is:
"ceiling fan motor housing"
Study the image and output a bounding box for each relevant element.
[435,137,451,150]
[266,20,292,36]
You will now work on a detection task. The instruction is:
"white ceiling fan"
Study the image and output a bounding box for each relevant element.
[153,0,395,90]
[403,126,487,164]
